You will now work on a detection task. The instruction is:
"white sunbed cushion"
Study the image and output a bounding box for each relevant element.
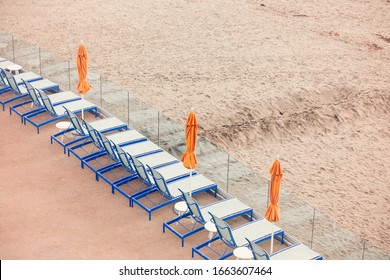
[153,162,191,182]
[166,175,215,198]
[90,117,126,132]
[19,79,58,94]
[270,243,321,260]
[137,151,178,168]
[0,56,6,62]
[106,130,145,145]
[121,141,161,157]
[57,99,96,116]
[48,91,80,104]
[14,72,42,84]
[232,219,282,247]
[201,198,251,222]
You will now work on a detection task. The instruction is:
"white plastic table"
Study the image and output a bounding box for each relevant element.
[204,221,217,247]
[55,121,72,141]
[7,64,22,75]
[173,201,188,224]
[233,247,253,260]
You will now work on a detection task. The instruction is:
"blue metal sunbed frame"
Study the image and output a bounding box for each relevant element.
[163,190,254,247]
[50,109,128,154]
[10,80,80,123]
[24,91,97,134]
[0,69,59,111]
[132,166,217,220]
[0,67,42,94]
[192,213,285,260]
[108,150,182,207]
[78,130,152,183]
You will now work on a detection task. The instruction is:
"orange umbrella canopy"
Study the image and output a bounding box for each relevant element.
[76,44,91,94]
[265,159,283,222]
[181,111,198,169]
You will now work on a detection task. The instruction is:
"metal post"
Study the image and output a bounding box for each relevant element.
[100,75,102,108]
[39,47,42,75]
[310,209,316,248]
[158,111,160,146]
[226,154,230,193]
[12,35,15,62]
[127,92,130,127]
[68,61,71,90]
[362,240,366,260]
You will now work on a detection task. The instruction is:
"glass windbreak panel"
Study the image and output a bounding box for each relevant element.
[12,38,40,75]
[101,76,129,125]
[81,70,102,108]
[39,48,69,90]
[277,191,316,248]
[311,211,365,260]
[0,33,15,62]
[157,111,184,160]
[226,156,269,215]
[67,60,79,92]
[194,138,228,194]
[363,241,389,260]
[126,93,159,143]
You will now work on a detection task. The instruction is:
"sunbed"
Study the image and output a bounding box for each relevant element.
[192,212,285,260]
[132,165,218,220]
[245,238,323,260]
[0,69,59,111]
[163,190,253,247]
[98,142,179,187]
[51,108,128,154]
[24,90,98,134]
[10,79,80,123]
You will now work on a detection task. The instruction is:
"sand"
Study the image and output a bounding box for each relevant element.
[0,0,389,254]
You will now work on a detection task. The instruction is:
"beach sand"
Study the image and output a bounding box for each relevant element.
[0,0,389,254]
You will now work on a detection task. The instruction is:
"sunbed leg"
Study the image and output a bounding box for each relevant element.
[149,213,152,221]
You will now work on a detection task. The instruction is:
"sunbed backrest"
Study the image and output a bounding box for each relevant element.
[115,144,134,173]
[209,212,237,248]
[179,189,205,223]
[23,80,41,106]
[0,68,8,86]
[38,90,57,116]
[245,238,270,260]
[148,165,171,197]
[129,154,152,185]
[64,108,85,136]
[99,133,118,161]
[82,120,102,148]
[4,70,20,94]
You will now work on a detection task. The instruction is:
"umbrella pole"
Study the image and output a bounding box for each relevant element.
[270,222,274,254]
[189,169,192,197]
[81,94,84,119]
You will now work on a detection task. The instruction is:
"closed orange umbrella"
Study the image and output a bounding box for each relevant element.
[265,159,283,254]
[76,43,91,118]
[181,110,198,196]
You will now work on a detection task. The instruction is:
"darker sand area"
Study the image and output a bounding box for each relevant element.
[0,0,389,255]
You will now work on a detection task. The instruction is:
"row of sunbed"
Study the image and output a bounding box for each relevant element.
[0,56,323,260]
